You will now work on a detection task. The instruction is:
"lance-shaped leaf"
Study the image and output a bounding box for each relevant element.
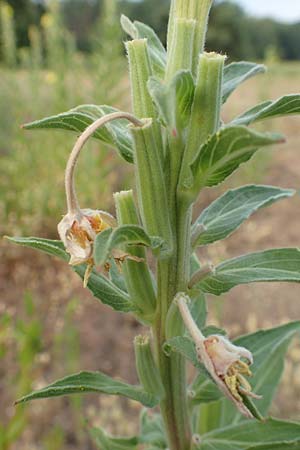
[7,236,135,313]
[121,15,166,77]
[23,104,134,163]
[15,371,159,408]
[188,127,284,190]
[74,266,135,313]
[223,61,266,103]
[199,419,300,450]
[148,71,195,132]
[5,236,68,261]
[90,427,138,450]
[232,94,300,126]
[93,225,164,266]
[192,185,295,247]
[197,248,300,296]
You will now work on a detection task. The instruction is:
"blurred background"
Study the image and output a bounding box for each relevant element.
[0,0,299,449]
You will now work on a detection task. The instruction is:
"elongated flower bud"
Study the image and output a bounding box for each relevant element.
[134,335,164,398]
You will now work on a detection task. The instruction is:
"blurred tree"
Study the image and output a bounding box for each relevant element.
[5,0,44,46]
[1,0,300,62]
[206,1,255,60]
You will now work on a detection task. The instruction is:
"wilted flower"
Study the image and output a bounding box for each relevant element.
[177,293,261,418]
[200,334,261,417]
[59,111,144,286]
[58,209,116,285]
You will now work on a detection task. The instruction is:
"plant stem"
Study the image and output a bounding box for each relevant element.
[154,199,192,450]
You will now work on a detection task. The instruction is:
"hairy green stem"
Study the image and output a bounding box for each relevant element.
[154,200,192,450]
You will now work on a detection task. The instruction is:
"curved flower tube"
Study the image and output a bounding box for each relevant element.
[58,112,145,285]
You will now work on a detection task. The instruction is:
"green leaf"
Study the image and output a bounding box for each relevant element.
[223,62,266,103]
[23,104,134,163]
[232,94,300,126]
[139,410,167,448]
[148,71,195,131]
[90,427,138,450]
[192,185,295,246]
[109,258,128,292]
[74,266,135,313]
[93,225,163,266]
[190,372,222,404]
[16,371,159,408]
[246,442,300,450]
[188,127,284,190]
[165,336,201,370]
[121,15,166,77]
[7,236,135,313]
[5,236,68,261]
[199,419,300,450]
[198,248,300,296]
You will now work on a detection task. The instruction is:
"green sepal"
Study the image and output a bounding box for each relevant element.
[22,104,134,163]
[15,371,159,408]
[232,94,300,126]
[223,61,266,103]
[121,15,166,78]
[93,225,164,266]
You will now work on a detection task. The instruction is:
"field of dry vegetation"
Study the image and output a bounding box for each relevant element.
[1,62,300,449]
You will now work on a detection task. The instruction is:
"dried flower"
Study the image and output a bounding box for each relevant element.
[58,209,116,286]
[177,293,261,418]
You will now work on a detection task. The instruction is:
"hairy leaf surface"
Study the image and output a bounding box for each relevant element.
[23,104,134,163]
[232,94,300,126]
[188,127,283,190]
[192,185,294,246]
[223,62,266,103]
[16,371,159,408]
[200,419,300,450]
